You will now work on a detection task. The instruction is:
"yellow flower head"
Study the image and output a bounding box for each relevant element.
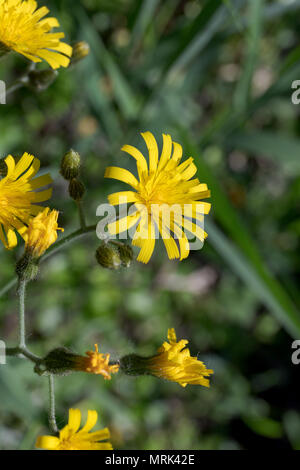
[0,0,72,69]
[0,152,52,249]
[105,132,211,263]
[74,344,120,380]
[147,328,213,388]
[36,409,113,450]
[25,208,63,258]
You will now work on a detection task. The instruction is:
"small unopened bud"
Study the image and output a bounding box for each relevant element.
[0,158,7,177]
[116,243,134,267]
[60,149,81,180]
[69,178,85,201]
[95,243,122,270]
[71,41,90,65]
[27,69,58,92]
[15,253,39,282]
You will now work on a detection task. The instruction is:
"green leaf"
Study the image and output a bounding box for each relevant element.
[180,132,300,338]
[130,0,160,47]
[234,0,264,113]
[244,415,283,439]
[206,220,300,337]
[229,131,300,176]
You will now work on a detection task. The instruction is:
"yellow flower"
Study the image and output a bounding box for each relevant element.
[36,409,113,450]
[0,0,72,69]
[147,328,213,387]
[25,208,63,257]
[74,344,120,380]
[0,152,52,249]
[105,132,211,263]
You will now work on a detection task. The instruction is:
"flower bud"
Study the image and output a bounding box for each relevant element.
[116,243,134,268]
[95,243,122,270]
[27,69,58,92]
[15,253,39,282]
[70,41,90,65]
[68,178,85,201]
[60,149,81,180]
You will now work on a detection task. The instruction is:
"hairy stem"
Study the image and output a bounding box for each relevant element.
[18,280,27,349]
[48,375,58,434]
[76,200,87,229]
[6,347,42,364]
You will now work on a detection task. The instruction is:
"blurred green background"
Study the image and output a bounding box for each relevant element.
[1,0,300,450]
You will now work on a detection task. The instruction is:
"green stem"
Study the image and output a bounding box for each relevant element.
[18,280,27,349]
[6,347,42,364]
[6,81,24,96]
[48,375,58,434]
[76,200,87,229]
[0,224,97,298]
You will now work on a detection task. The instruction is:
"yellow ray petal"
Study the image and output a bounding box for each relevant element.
[121,144,148,178]
[105,167,139,189]
[141,131,159,173]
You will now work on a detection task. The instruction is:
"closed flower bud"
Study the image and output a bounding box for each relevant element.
[60,149,81,180]
[27,69,58,92]
[15,253,39,282]
[71,41,90,65]
[69,178,85,201]
[95,243,122,270]
[116,243,134,267]
[0,158,7,176]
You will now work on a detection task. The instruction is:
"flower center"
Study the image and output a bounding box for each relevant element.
[137,170,187,210]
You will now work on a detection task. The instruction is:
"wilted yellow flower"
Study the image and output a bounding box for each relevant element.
[147,328,213,387]
[36,409,113,450]
[25,208,63,257]
[74,344,120,380]
[0,0,72,69]
[0,153,52,249]
[105,132,211,263]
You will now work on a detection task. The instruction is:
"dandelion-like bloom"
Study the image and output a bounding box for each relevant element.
[0,0,72,69]
[105,132,211,263]
[0,153,52,249]
[25,208,63,257]
[147,328,213,387]
[36,409,113,450]
[74,344,120,380]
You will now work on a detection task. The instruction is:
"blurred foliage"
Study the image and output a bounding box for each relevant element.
[1,0,300,450]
